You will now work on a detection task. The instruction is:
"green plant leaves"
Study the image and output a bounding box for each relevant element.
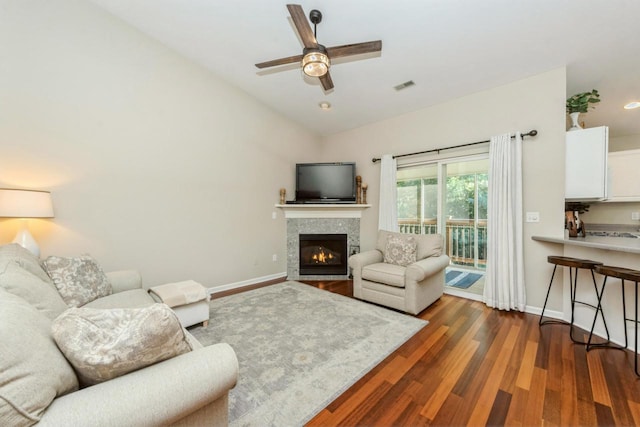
[566,89,600,114]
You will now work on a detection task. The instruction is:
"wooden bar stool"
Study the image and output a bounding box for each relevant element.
[590,265,640,376]
[540,256,608,345]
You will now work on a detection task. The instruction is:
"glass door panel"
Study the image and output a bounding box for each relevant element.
[442,159,488,270]
[397,164,438,235]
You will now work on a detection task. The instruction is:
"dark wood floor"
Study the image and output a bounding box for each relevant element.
[215,279,640,426]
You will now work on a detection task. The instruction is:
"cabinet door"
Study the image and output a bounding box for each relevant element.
[565,126,608,200]
[608,149,640,201]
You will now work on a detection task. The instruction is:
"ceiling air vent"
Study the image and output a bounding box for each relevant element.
[394,80,415,91]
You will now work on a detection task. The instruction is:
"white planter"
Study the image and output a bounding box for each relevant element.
[569,112,582,130]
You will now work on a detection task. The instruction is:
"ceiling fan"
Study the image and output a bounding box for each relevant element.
[255,4,382,91]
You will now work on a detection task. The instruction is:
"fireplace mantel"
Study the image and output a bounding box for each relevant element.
[275,204,370,219]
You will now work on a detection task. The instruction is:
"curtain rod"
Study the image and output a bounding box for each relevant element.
[371,130,538,163]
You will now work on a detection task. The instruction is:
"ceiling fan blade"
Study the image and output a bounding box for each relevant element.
[326,40,382,59]
[287,4,317,49]
[319,72,334,91]
[255,54,304,69]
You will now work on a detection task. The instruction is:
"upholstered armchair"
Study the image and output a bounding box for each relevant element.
[348,230,450,315]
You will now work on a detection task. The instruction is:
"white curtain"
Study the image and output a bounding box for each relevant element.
[378,154,399,231]
[483,132,526,311]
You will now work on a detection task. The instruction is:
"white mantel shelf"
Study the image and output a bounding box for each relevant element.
[275,204,371,219]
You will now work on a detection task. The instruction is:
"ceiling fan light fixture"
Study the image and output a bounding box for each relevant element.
[302,50,330,77]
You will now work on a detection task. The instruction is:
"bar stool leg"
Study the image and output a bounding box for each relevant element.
[587,277,607,350]
[569,266,588,344]
[592,269,612,341]
[621,279,629,350]
[635,280,639,376]
[539,265,559,326]
[566,266,602,345]
[587,276,625,352]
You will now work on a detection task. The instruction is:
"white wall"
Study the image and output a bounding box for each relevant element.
[321,68,567,310]
[0,0,321,288]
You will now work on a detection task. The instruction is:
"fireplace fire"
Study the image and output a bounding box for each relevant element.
[299,233,347,275]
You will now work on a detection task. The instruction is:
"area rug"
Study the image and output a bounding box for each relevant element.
[189,281,427,427]
[445,270,483,289]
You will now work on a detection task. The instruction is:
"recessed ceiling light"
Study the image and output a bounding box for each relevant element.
[318,101,331,110]
[624,101,640,110]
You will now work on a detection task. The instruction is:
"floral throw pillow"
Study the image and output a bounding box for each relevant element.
[51,304,192,386]
[383,234,418,267]
[42,255,112,307]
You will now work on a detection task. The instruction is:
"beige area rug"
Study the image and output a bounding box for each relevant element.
[189,281,427,427]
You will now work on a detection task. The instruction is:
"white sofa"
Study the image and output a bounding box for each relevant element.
[349,230,450,315]
[0,244,238,426]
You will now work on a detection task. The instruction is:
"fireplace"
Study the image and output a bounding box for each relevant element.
[299,234,348,276]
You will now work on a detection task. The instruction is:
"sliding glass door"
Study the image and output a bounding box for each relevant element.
[442,159,488,269]
[397,156,488,293]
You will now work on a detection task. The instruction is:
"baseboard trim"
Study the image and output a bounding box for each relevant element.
[207,272,287,295]
[525,305,564,320]
[443,288,483,302]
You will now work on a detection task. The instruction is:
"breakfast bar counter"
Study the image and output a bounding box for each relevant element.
[532,235,640,255]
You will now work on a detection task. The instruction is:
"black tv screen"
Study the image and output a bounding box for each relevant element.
[296,162,356,203]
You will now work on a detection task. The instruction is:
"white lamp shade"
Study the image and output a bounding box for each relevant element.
[0,189,54,218]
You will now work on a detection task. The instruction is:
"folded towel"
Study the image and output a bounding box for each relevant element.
[148,280,207,308]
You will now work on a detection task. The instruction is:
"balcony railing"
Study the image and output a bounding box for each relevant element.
[398,218,487,268]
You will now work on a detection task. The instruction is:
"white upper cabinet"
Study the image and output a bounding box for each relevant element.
[565,126,609,200]
[607,149,640,201]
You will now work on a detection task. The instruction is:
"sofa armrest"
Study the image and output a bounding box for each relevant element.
[348,250,383,273]
[406,255,450,282]
[39,343,238,426]
[106,269,143,293]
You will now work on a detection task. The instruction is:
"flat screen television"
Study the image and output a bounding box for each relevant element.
[295,162,356,203]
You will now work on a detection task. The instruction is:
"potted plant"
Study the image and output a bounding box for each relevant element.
[566,89,600,130]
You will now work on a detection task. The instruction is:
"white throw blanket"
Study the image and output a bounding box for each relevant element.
[148,280,207,308]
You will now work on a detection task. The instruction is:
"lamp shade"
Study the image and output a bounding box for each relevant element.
[0,189,54,218]
[302,51,330,77]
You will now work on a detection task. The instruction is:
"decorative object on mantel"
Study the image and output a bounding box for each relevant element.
[0,188,54,257]
[566,89,600,130]
[279,188,286,204]
[355,175,362,204]
[362,183,368,204]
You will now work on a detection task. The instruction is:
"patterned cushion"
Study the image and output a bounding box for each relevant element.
[0,288,78,426]
[383,234,417,266]
[51,304,193,386]
[42,255,112,307]
[376,231,443,260]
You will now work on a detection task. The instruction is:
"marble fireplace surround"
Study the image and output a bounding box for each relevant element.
[276,204,370,280]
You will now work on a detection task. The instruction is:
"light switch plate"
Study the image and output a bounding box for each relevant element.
[632,212,640,221]
[526,212,540,223]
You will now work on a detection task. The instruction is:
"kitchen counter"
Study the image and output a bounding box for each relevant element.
[532,235,640,254]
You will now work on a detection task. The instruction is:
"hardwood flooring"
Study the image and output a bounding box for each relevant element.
[216,279,640,426]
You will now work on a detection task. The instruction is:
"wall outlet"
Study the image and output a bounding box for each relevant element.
[525,212,540,223]
[632,212,640,221]
[272,254,277,262]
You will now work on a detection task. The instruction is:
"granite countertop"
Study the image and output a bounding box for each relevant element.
[531,235,640,254]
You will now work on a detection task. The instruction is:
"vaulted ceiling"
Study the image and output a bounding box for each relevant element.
[90,0,640,137]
